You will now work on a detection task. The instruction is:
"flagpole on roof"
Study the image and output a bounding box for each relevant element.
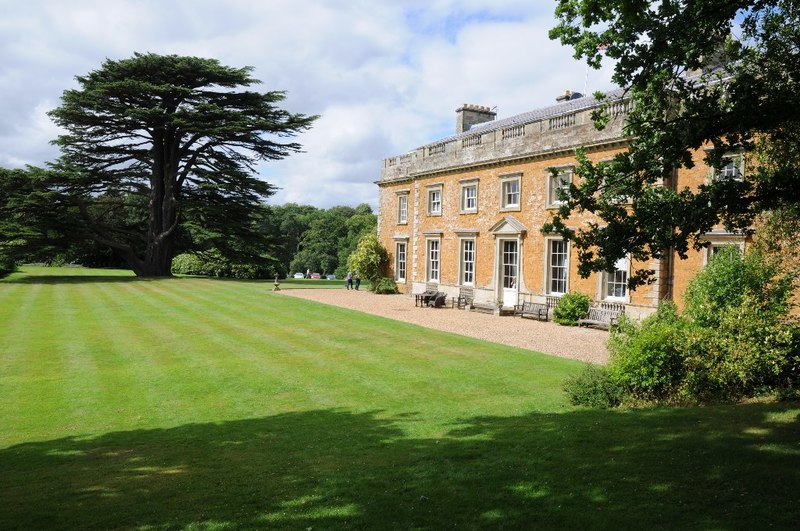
[583,63,589,95]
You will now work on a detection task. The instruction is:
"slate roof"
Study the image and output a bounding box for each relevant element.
[423,87,627,148]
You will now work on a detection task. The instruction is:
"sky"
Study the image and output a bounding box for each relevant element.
[0,0,616,210]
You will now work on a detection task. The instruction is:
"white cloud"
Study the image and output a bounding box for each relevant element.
[0,0,616,209]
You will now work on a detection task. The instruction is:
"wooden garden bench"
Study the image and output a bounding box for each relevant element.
[514,300,549,321]
[578,302,625,330]
[451,286,474,309]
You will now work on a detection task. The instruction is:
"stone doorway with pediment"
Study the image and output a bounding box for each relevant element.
[489,216,527,309]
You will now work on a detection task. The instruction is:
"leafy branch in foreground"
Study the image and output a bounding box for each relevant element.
[548,1,800,287]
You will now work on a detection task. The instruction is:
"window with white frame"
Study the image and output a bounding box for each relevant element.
[427,186,442,215]
[500,175,520,209]
[395,242,407,282]
[547,239,569,295]
[460,239,475,285]
[604,257,629,300]
[704,238,745,266]
[547,167,573,207]
[709,243,742,257]
[427,239,440,282]
[397,194,408,224]
[461,182,478,213]
[711,152,744,181]
[502,240,518,289]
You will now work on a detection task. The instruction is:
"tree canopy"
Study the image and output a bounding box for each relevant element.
[347,232,389,287]
[276,203,376,277]
[547,0,800,287]
[41,53,316,276]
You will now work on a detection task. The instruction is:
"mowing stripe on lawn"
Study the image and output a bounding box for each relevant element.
[2,272,582,445]
[2,268,800,530]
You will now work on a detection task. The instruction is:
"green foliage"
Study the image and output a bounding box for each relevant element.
[347,233,389,290]
[8,268,800,529]
[292,206,352,276]
[684,246,793,328]
[681,299,800,401]
[171,251,276,279]
[0,257,16,279]
[170,253,206,276]
[548,1,800,286]
[752,204,800,283]
[260,203,320,275]
[336,205,377,278]
[563,364,623,408]
[0,167,89,266]
[683,247,748,327]
[269,203,376,278]
[372,277,399,295]
[607,303,688,401]
[43,53,316,276]
[552,292,591,326]
[593,249,800,407]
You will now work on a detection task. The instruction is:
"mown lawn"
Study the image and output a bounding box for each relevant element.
[1,266,798,530]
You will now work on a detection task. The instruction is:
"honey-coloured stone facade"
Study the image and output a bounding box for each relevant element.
[377,91,745,318]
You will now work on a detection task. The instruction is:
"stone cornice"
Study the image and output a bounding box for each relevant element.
[405,139,629,181]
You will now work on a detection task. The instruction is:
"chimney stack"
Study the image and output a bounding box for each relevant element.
[456,104,496,134]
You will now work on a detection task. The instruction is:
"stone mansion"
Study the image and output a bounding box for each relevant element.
[376,90,746,318]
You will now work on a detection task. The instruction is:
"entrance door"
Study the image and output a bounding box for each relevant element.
[501,240,518,307]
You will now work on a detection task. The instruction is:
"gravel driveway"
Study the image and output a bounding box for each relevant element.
[278,288,609,364]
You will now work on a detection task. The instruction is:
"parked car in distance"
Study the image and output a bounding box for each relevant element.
[326,274,336,280]
[293,272,304,279]
[310,272,321,279]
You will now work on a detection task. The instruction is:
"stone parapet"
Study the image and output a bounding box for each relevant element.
[381,104,628,182]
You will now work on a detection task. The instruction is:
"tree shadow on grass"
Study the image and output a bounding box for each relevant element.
[2,405,799,529]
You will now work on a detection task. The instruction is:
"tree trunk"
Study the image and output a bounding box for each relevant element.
[135,133,179,277]
[139,236,175,276]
